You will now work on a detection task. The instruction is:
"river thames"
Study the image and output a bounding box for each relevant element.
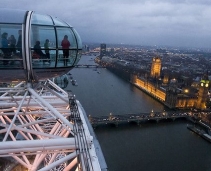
[66,55,211,171]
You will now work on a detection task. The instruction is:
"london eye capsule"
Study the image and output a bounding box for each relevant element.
[0,8,82,83]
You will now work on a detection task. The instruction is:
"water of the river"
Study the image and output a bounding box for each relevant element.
[66,55,211,171]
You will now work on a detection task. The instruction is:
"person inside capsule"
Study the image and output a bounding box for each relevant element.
[1,32,10,65]
[0,9,82,82]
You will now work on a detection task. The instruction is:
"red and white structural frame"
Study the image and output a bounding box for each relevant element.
[0,80,104,171]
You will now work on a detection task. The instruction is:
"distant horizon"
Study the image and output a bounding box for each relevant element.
[82,41,211,51]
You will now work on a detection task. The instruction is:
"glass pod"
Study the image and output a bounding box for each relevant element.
[0,8,82,83]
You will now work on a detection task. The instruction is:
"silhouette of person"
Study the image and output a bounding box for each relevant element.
[61,35,70,66]
[44,39,50,64]
[9,35,16,54]
[16,30,22,57]
[1,32,10,65]
[34,41,45,64]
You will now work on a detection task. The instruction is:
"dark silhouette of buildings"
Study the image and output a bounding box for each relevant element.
[100,43,106,59]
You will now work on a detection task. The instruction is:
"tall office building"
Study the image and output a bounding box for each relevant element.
[100,43,106,58]
[110,48,115,57]
[84,45,89,52]
[150,57,161,79]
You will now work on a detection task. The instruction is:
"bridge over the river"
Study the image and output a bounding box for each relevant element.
[88,111,195,127]
[75,64,105,68]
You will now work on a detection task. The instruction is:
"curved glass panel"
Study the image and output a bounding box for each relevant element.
[69,50,77,66]
[72,28,82,49]
[32,50,56,68]
[31,26,56,48]
[74,50,82,64]
[56,50,79,67]
[0,9,83,83]
[31,26,57,68]
[57,50,65,67]
[0,24,23,69]
[31,13,53,25]
[52,17,69,26]
[56,28,78,67]
[0,9,26,23]
[56,27,77,49]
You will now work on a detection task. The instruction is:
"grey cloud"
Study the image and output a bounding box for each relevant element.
[1,0,211,48]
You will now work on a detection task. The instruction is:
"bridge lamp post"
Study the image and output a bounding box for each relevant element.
[109,113,113,121]
[88,115,92,122]
[162,110,166,117]
[184,89,189,93]
[150,110,154,117]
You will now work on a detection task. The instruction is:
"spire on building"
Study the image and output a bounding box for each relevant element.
[150,57,161,79]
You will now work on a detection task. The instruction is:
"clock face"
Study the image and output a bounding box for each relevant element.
[201,82,204,86]
[205,83,209,87]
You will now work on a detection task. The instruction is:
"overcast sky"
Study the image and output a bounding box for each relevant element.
[2,0,211,48]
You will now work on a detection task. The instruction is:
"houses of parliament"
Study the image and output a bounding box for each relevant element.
[96,43,210,110]
[131,56,210,110]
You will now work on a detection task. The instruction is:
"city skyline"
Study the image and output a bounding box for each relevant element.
[2,0,211,48]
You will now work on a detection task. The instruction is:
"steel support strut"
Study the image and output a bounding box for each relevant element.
[0,80,101,171]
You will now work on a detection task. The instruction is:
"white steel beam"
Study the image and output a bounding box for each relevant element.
[0,123,61,139]
[0,80,105,171]
[3,91,28,141]
[38,152,77,171]
[0,138,75,154]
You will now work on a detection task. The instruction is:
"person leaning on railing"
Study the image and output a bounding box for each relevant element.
[61,35,70,66]
[33,40,46,64]
[44,39,50,64]
[1,32,11,65]
[8,34,16,55]
[16,30,22,57]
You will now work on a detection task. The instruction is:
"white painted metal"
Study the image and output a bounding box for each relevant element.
[24,11,33,81]
[39,152,77,171]
[0,80,102,171]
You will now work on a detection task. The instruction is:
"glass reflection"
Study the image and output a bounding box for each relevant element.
[69,50,77,66]
[72,28,82,49]
[31,26,56,49]
[0,9,83,82]
[31,13,53,25]
[74,50,82,64]
[56,27,77,49]
[52,17,68,26]
[32,49,57,68]
[0,24,23,68]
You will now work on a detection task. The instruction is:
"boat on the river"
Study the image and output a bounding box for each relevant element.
[187,124,211,143]
[71,79,78,86]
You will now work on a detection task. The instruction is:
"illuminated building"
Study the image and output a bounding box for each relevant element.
[165,87,197,109]
[132,75,166,102]
[163,74,169,85]
[132,74,200,109]
[196,74,210,109]
[150,57,161,79]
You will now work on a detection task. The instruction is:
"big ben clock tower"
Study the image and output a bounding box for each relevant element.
[196,74,209,109]
[150,57,161,79]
